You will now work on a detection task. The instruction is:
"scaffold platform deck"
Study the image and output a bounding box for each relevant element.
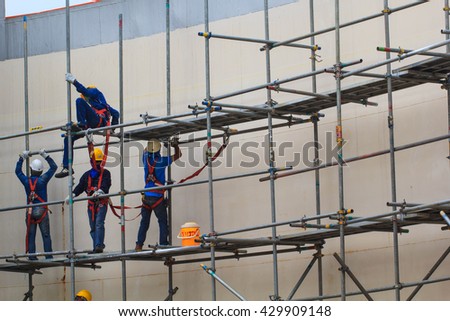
[125,57,450,141]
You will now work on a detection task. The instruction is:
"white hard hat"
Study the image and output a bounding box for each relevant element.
[30,159,43,172]
[147,138,161,153]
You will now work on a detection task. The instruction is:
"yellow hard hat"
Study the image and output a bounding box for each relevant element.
[90,148,104,162]
[75,289,92,301]
[147,138,161,153]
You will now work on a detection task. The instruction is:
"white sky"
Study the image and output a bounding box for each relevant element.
[5,0,95,17]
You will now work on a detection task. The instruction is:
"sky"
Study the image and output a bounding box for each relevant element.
[5,0,95,17]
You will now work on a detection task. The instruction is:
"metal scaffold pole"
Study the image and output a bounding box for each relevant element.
[65,0,76,301]
[23,16,30,177]
[309,0,323,299]
[264,0,280,301]
[383,0,401,301]
[334,0,346,301]
[203,0,217,301]
[23,15,32,300]
[118,13,127,301]
[165,0,175,301]
[445,0,450,159]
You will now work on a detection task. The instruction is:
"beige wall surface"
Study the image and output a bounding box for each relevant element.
[0,0,449,300]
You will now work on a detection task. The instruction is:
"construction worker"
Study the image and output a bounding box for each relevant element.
[75,289,92,301]
[67,148,111,253]
[135,138,181,251]
[55,73,120,178]
[15,149,57,260]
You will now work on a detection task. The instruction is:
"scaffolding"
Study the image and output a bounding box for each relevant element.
[1,0,450,301]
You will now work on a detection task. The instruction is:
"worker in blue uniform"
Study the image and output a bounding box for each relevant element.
[135,138,181,251]
[16,149,57,260]
[56,73,120,178]
[67,148,111,253]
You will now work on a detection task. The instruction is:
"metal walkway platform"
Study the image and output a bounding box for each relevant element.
[125,57,450,141]
[1,203,447,274]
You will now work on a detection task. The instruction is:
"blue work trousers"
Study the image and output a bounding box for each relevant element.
[87,202,107,250]
[26,210,53,259]
[136,196,169,246]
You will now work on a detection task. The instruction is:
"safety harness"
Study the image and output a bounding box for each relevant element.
[26,178,49,253]
[108,136,230,220]
[86,169,108,222]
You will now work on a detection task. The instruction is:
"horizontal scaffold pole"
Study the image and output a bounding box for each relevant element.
[215,210,351,237]
[346,199,450,226]
[297,275,450,301]
[268,1,428,50]
[198,31,320,51]
[0,165,282,213]
[211,68,329,101]
[259,133,450,182]
[377,46,450,59]
[0,124,64,141]
[342,39,450,79]
[269,86,378,107]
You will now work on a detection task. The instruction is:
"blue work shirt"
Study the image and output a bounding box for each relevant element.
[15,156,57,203]
[143,151,171,197]
[74,80,120,126]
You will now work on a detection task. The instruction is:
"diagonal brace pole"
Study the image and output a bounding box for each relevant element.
[333,253,373,301]
[407,245,450,301]
[201,264,246,301]
[286,253,319,300]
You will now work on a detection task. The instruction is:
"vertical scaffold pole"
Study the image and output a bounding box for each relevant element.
[118,13,127,301]
[383,0,401,301]
[309,0,323,299]
[165,0,175,301]
[334,0,346,301]
[203,0,217,300]
[264,0,280,300]
[23,16,30,176]
[65,0,76,301]
[445,0,450,159]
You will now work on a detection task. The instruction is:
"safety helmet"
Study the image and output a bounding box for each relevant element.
[75,289,92,301]
[147,138,161,153]
[30,159,43,172]
[90,148,104,162]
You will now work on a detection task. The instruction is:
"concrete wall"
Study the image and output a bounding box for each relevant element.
[0,0,449,301]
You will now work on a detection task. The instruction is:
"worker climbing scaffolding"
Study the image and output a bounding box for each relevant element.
[55,73,120,178]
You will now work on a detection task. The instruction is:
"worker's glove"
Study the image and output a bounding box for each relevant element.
[65,73,76,84]
[171,137,180,147]
[20,150,30,160]
[65,193,75,205]
[92,189,105,198]
[39,149,49,159]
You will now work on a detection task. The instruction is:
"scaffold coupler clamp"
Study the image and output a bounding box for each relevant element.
[310,45,322,62]
[337,208,353,225]
[269,294,282,301]
[222,132,230,146]
[140,112,148,126]
[382,7,392,15]
[267,84,280,92]
[164,257,175,267]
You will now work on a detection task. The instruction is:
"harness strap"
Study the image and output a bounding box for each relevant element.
[146,156,165,195]
[26,178,49,254]
[87,171,108,221]
[178,142,227,184]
